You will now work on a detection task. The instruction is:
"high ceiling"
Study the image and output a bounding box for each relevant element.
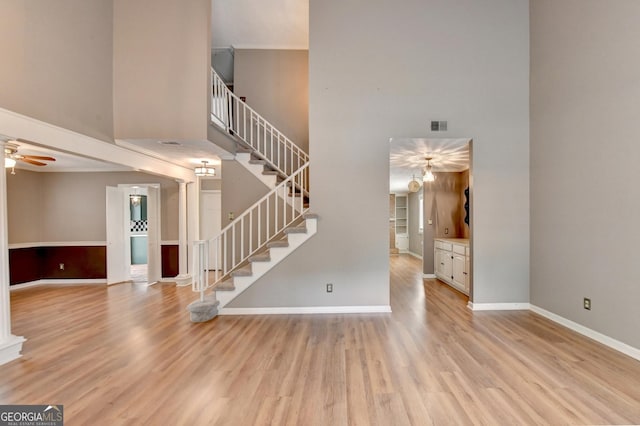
[389,138,470,193]
[212,0,308,49]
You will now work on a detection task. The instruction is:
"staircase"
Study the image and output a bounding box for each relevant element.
[188,68,315,322]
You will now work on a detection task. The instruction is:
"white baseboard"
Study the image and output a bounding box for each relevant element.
[423,274,436,279]
[468,302,530,311]
[408,251,423,260]
[530,305,640,362]
[219,305,392,315]
[0,335,26,366]
[10,279,107,290]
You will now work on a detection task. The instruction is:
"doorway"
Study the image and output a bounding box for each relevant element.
[106,184,161,285]
[389,137,473,299]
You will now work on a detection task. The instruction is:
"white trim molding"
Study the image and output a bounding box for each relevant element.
[468,302,531,311]
[8,241,107,249]
[408,251,423,260]
[423,274,436,279]
[10,279,107,290]
[530,305,640,362]
[219,305,392,315]
[160,240,179,246]
[0,335,26,366]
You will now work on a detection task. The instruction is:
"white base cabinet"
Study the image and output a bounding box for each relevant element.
[434,239,470,295]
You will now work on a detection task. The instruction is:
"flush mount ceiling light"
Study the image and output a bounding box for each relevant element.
[423,157,436,182]
[194,160,216,177]
[408,174,421,192]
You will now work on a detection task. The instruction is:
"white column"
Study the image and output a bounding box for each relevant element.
[0,141,26,365]
[173,180,191,286]
[187,179,200,275]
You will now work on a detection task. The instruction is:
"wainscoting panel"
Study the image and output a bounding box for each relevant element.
[161,245,179,278]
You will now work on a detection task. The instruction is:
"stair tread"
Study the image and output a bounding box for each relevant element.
[230,267,253,277]
[267,240,289,248]
[249,253,271,262]
[249,159,266,165]
[213,280,235,291]
[284,226,307,234]
[303,212,319,219]
[262,170,280,175]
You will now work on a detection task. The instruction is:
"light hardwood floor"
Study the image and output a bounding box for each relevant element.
[2,255,640,425]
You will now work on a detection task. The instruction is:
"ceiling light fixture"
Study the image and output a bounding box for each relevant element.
[194,161,216,177]
[4,157,16,168]
[423,157,435,182]
[408,174,421,192]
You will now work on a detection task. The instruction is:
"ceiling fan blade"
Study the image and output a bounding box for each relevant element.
[20,155,56,162]
[20,158,47,166]
[15,138,41,145]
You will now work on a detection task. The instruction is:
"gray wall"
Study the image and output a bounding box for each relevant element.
[220,161,269,229]
[407,191,423,257]
[0,0,114,142]
[531,0,640,348]
[229,0,530,308]
[234,49,309,152]
[113,0,210,140]
[6,171,179,243]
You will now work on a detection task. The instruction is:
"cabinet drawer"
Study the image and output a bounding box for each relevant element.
[435,241,452,251]
[453,244,466,255]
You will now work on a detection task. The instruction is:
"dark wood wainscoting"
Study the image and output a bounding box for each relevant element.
[9,246,106,285]
[161,244,179,278]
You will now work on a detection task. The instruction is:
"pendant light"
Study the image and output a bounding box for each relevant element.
[194,161,216,177]
[408,174,421,192]
[423,157,435,182]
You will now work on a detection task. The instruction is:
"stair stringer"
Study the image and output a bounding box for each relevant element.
[215,217,318,309]
[235,152,278,188]
[235,152,306,212]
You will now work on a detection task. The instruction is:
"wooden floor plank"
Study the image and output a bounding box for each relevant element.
[1,255,640,425]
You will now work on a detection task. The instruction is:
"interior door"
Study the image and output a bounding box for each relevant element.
[106,186,128,284]
[147,186,161,284]
[200,191,222,269]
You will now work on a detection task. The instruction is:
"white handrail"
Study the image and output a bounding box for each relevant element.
[211,67,309,177]
[193,163,310,293]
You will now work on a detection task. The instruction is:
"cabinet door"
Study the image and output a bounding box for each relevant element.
[452,254,466,291]
[435,249,445,277]
[464,255,470,293]
[442,251,453,281]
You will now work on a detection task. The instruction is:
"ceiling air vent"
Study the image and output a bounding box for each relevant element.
[430,121,448,132]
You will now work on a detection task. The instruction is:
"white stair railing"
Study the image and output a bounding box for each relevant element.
[192,240,209,301]
[193,163,310,294]
[211,67,309,177]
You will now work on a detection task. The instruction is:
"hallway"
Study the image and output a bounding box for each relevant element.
[1,255,639,424]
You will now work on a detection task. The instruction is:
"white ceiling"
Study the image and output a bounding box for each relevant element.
[116,139,227,171]
[389,138,470,193]
[212,0,308,49]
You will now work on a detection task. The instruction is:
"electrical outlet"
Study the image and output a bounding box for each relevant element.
[326,283,333,293]
[583,297,591,310]
[444,228,449,235]
[428,219,433,225]
[228,212,235,221]
[59,263,65,270]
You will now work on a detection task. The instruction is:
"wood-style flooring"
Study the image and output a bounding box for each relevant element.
[2,255,640,425]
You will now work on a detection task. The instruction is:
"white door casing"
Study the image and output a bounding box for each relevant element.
[106,186,128,284]
[146,186,161,284]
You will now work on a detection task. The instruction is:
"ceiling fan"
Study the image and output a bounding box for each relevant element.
[4,139,56,173]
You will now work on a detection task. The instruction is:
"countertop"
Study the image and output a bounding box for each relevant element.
[434,238,469,246]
